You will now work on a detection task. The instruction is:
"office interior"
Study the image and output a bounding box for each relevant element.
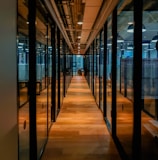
[0,0,158,160]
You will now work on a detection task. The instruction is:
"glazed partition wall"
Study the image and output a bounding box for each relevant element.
[116,1,134,159]
[65,52,72,95]
[84,0,158,159]
[17,0,30,158]
[60,36,64,108]
[86,51,91,85]
[106,15,112,128]
[17,35,30,160]
[99,30,104,112]
[17,0,59,159]
[89,47,94,90]
[35,1,51,156]
[85,31,103,111]
[141,1,158,160]
[95,36,100,107]
[64,42,72,95]
[72,55,84,76]
[93,40,97,100]
[89,45,94,93]
[55,27,59,118]
[72,55,77,75]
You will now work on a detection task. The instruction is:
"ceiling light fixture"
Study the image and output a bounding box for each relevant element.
[142,40,150,46]
[127,24,146,33]
[77,15,83,25]
[151,34,158,43]
[117,34,124,43]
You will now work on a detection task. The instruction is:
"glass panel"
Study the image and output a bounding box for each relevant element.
[96,36,100,106]
[116,1,134,158]
[18,0,30,158]
[106,15,112,127]
[100,31,104,112]
[76,55,84,76]
[56,28,59,116]
[36,0,48,157]
[65,53,72,92]
[141,1,158,159]
[48,29,52,129]
[73,55,77,75]
[60,38,64,107]
[94,40,97,99]
[89,45,93,92]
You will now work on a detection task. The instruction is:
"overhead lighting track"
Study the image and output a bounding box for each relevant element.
[44,0,73,52]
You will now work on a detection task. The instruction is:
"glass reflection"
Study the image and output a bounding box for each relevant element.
[18,0,30,158]
[48,46,52,129]
[36,0,50,157]
[116,1,134,159]
[100,31,104,112]
[89,46,93,93]
[141,1,158,159]
[96,36,100,106]
[106,15,112,127]
[94,40,97,100]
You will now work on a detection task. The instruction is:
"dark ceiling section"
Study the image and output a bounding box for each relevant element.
[55,0,85,50]
[18,0,53,44]
[143,0,158,11]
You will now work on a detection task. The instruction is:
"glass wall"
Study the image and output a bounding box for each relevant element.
[48,45,52,129]
[72,55,77,75]
[56,28,59,116]
[106,15,112,128]
[141,1,158,159]
[72,55,84,76]
[94,40,97,99]
[116,1,134,159]
[18,0,53,159]
[17,0,30,158]
[100,30,104,112]
[60,37,64,107]
[95,36,100,106]
[36,0,51,157]
[89,45,94,93]
[65,52,72,92]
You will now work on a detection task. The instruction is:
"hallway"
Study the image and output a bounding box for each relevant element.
[41,76,121,160]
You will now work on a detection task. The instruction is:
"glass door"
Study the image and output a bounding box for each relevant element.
[106,15,112,128]
[17,0,30,158]
[141,1,158,159]
[116,1,134,159]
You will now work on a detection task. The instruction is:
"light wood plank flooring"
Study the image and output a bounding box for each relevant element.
[41,76,121,160]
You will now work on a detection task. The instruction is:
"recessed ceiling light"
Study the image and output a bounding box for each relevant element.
[77,22,83,25]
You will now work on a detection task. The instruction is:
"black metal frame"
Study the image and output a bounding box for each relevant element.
[57,27,61,112]
[63,40,66,97]
[103,22,107,118]
[112,1,143,159]
[92,41,95,96]
[28,0,37,159]
[51,21,56,122]
[132,0,142,159]
[111,7,117,137]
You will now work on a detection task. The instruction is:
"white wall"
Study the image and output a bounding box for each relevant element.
[0,1,18,160]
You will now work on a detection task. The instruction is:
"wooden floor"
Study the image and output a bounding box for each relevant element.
[41,76,121,160]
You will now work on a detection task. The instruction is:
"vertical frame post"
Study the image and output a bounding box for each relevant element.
[112,7,117,137]
[133,0,142,159]
[57,28,61,112]
[103,21,108,118]
[51,21,56,122]
[28,0,37,159]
